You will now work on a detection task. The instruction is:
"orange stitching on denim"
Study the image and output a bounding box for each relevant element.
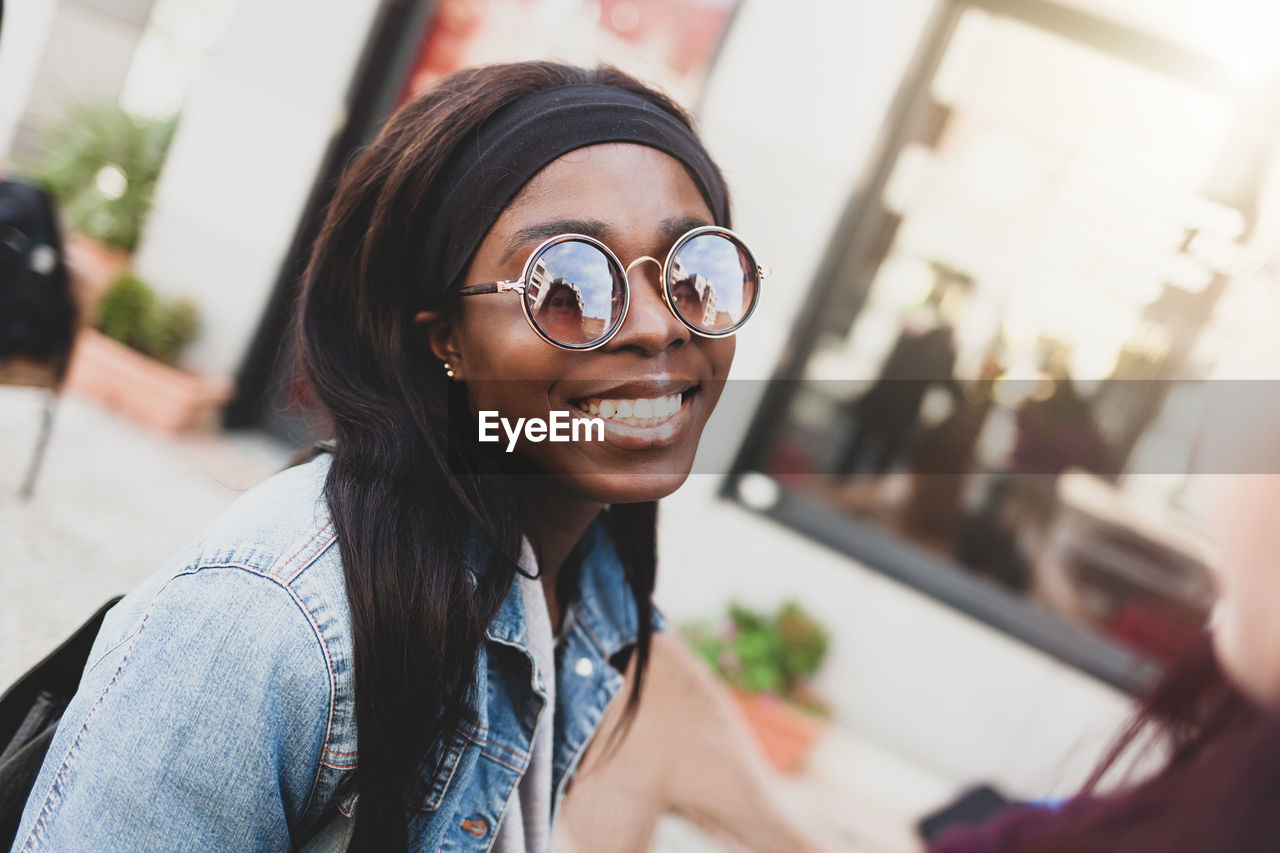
[279,520,335,581]
[461,818,487,836]
[470,735,526,762]
[458,727,522,758]
[286,530,336,584]
[482,750,524,774]
[459,730,526,773]
[288,532,336,585]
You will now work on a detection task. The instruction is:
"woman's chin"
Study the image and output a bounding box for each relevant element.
[577,469,693,504]
[1212,616,1280,709]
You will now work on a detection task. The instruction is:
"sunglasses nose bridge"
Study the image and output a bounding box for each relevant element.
[623,255,662,282]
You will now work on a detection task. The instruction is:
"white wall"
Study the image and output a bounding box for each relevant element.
[0,0,58,161]
[0,0,154,163]
[660,0,1133,799]
[131,0,383,378]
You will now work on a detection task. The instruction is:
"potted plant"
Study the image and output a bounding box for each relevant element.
[65,272,233,433]
[685,601,831,773]
[26,102,177,310]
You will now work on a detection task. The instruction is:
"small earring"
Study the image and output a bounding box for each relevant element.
[443,361,456,379]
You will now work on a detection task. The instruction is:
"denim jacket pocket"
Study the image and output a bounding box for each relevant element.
[404,720,478,812]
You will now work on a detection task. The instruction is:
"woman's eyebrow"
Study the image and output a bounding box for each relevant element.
[500,219,612,264]
[660,215,713,242]
[499,215,714,265]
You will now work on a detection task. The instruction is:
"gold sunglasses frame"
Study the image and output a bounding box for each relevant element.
[457,225,769,351]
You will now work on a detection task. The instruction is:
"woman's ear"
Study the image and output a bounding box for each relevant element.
[413,310,461,372]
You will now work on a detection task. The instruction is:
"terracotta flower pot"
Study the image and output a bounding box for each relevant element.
[730,689,827,774]
[64,328,234,434]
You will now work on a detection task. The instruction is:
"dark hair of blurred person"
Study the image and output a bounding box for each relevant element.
[932,634,1280,852]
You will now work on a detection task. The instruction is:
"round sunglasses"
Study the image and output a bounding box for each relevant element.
[458,225,768,350]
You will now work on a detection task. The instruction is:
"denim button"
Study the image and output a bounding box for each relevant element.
[574,657,594,676]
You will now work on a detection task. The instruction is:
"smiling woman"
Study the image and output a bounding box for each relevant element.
[427,141,737,500]
[10,62,762,853]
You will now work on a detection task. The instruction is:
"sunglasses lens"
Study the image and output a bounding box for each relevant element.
[668,231,758,334]
[525,239,625,347]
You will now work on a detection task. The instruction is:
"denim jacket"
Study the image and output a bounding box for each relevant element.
[12,453,662,852]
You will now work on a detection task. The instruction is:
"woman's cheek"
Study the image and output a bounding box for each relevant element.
[1214,593,1280,707]
[710,336,735,378]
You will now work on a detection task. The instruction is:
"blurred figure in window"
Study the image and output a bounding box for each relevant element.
[900,357,1001,550]
[834,264,969,482]
[958,360,1107,592]
[833,318,958,480]
[1010,370,1107,477]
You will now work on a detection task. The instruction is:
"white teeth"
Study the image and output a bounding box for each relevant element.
[575,392,687,423]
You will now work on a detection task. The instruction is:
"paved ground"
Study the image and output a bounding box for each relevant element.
[0,386,291,685]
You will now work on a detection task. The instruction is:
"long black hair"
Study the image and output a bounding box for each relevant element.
[296,62,724,851]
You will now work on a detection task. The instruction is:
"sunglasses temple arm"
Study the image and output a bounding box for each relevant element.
[458,279,524,296]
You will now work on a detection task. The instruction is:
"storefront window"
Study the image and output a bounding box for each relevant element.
[731,2,1276,690]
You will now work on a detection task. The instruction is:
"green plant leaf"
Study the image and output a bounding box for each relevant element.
[683,600,830,712]
[25,102,177,251]
[95,272,200,364]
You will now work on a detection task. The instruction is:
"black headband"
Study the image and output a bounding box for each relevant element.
[420,83,729,307]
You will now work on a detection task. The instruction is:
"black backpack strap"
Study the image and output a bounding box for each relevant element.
[0,597,123,847]
[0,596,124,748]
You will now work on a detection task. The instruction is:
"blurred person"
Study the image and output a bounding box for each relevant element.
[900,358,1001,549]
[957,363,1107,592]
[11,61,771,852]
[833,292,961,482]
[929,294,1280,852]
[1009,370,1107,478]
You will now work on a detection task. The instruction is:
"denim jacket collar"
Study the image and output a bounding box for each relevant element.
[476,513,665,669]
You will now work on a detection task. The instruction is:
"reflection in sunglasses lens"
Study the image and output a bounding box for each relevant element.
[525,240,625,346]
[668,233,756,333]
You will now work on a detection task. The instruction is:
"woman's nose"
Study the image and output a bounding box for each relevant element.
[606,257,690,355]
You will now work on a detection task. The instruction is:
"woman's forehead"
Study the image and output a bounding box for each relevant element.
[495,143,713,235]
